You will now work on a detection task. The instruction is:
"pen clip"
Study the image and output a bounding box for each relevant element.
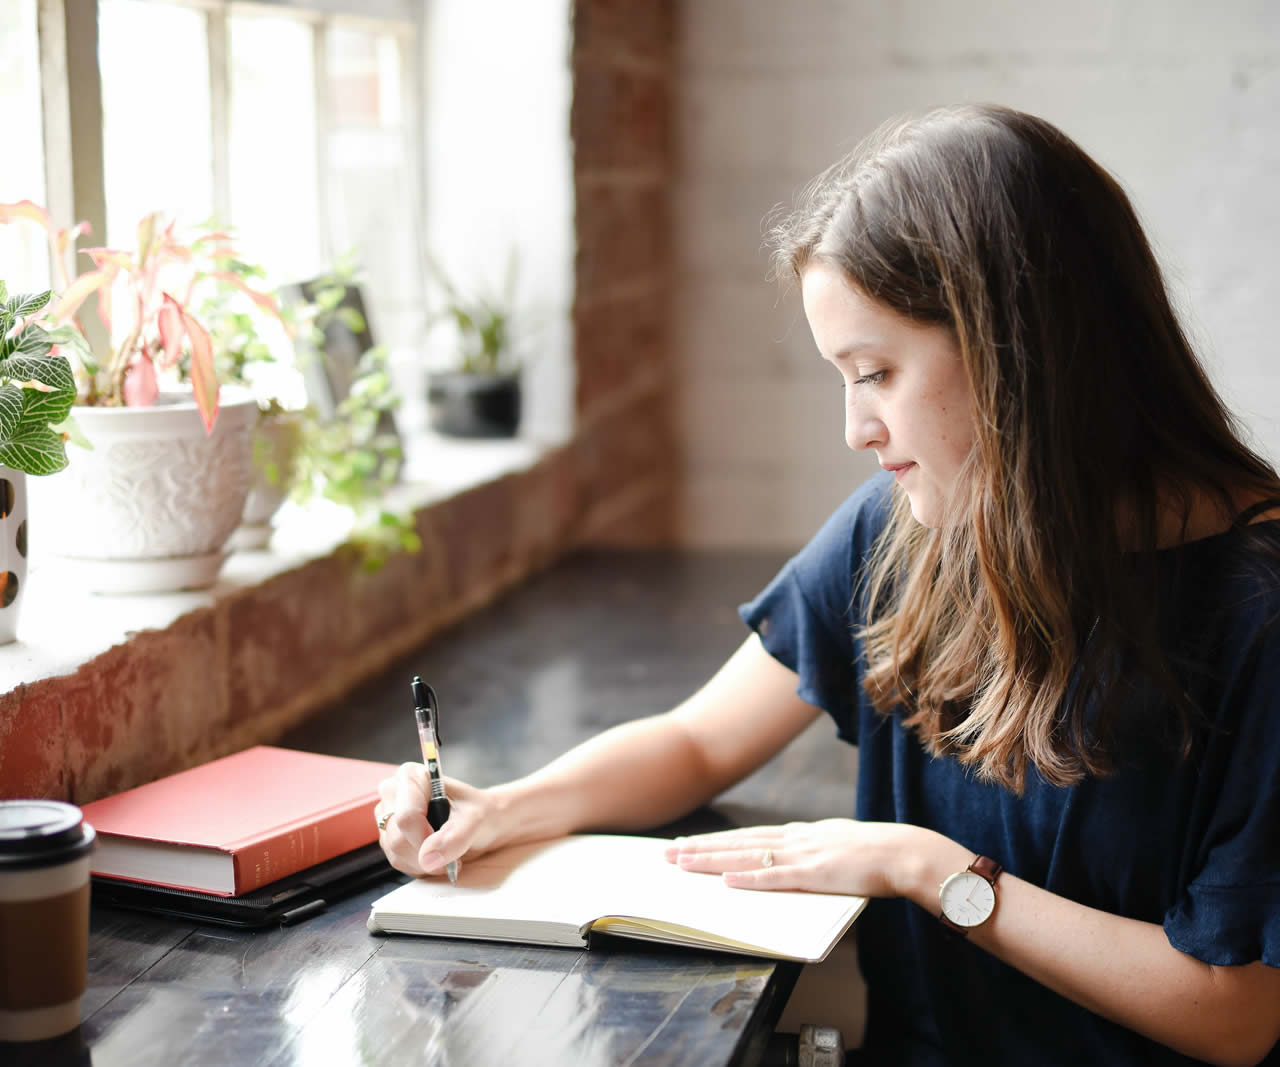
[412,676,441,746]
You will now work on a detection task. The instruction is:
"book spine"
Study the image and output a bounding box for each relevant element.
[230,800,375,893]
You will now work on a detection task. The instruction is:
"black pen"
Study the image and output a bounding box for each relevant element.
[411,676,458,885]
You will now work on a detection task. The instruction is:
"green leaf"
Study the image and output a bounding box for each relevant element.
[0,425,68,476]
[55,327,95,370]
[8,291,51,318]
[336,307,366,333]
[10,324,55,360]
[2,351,75,392]
[41,325,80,345]
[0,384,22,438]
[0,281,8,304]
[20,381,75,427]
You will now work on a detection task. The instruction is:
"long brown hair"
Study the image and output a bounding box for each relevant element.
[768,104,1280,791]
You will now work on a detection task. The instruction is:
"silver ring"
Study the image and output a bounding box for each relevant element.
[761,849,774,869]
[377,809,394,832]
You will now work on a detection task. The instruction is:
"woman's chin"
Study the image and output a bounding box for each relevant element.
[904,490,943,529]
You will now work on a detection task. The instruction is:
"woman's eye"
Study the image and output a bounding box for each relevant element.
[854,370,886,386]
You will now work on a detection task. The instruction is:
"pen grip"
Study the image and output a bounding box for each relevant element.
[426,796,451,834]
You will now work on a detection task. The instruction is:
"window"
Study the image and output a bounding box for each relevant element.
[0,0,48,290]
[3,0,573,444]
[100,0,215,242]
[228,11,323,284]
[81,0,424,370]
[325,24,422,352]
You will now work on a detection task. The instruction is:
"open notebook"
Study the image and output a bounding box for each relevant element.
[367,834,865,962]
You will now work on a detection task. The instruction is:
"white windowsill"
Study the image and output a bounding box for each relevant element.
[0,431,556,692]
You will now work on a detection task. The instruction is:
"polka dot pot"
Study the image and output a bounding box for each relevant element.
[0,466,27,644]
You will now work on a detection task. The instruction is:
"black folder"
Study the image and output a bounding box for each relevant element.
[90,842,400,928]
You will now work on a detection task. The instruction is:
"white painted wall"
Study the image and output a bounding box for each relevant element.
[674,0,1280,548]
[418,0,575,446]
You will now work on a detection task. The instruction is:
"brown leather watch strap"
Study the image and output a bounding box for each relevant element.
[970,855,1003,884]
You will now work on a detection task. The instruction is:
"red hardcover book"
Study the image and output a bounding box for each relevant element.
[80,746,394,896]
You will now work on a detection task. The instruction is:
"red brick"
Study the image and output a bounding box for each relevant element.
[573,0,674,64]
[225,555,355,724]
[0,683,67,800]
[65,611,224,803]
[584,481,675,546]
[513,447,587,563]
[575,181,670,296]
[575,387,677,505]
[437,478,521,604]
[572,66,671,172]
[574,287,669,418]
[342,532,451,653]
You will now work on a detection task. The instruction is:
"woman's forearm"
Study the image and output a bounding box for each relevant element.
[485,712,725,845]
[485,634,822,850]
[896,829,1280,1067]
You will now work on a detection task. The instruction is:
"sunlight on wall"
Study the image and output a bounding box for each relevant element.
[421,0,575,444]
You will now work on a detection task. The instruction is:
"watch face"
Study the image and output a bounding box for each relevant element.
[939,870,995,928]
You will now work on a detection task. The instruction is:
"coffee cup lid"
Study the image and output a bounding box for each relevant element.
[0,800,96,869]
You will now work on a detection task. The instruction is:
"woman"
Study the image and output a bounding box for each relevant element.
[378,105,1280,1066]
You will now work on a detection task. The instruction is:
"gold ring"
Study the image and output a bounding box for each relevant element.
[761,849,774,869]
[377,809,394,832]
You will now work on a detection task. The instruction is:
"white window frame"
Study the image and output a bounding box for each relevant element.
[36,0,425,308]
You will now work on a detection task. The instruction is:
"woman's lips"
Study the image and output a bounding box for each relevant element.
[884,462,916,481]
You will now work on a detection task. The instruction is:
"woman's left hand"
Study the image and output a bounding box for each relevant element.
[663,818,921,897]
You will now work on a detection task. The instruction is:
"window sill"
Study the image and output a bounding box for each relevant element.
[0,431,554,693]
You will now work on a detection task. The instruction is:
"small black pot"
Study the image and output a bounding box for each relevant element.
[427,371,521,438]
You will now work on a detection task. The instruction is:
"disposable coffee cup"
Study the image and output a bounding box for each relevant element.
[0,800,96,1042]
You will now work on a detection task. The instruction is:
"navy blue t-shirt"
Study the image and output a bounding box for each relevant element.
[740,471,1280,1066]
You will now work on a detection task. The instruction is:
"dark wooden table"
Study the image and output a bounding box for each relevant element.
[52,551,861,1067]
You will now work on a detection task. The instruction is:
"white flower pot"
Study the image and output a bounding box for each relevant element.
[0,467,28,642]
[229,410,305,551]
[28,388,258,593]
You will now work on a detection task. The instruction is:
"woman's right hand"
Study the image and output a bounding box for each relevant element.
[375,762,506,877]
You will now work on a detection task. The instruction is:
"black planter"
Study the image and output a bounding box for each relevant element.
[427,371,521,438]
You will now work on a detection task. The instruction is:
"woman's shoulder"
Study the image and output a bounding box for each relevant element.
[1170,516,1280,618]
[1159,520,1280,720]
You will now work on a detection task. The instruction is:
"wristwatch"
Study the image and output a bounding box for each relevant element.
[938,855,1002,936]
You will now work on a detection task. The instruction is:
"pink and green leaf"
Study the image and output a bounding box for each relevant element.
[156,295,184,369]
[0,200,54,234]
[177,301,218,432]
[122,351,158,407]
[48,269,114,325]
[208,271,283,319]
[135,213,158,269]
[83,247,134,271]
[54,221,91,259]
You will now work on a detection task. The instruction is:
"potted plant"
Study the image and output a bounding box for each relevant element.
[0,283,76,640]
[195,250,418,566]
[189,239,307,551]
[425,252,523,438]
[284,269,419,567]
[0,201,273,593]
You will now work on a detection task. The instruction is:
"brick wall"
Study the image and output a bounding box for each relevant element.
[571,0,678,545]
[0,0,680,802]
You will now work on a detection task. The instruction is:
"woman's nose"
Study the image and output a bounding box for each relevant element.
[847,407,887,452]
